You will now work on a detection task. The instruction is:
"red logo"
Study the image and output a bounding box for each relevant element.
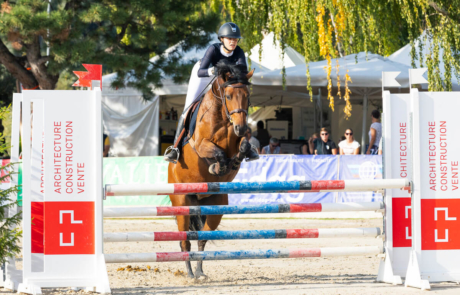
[392,198,412,247]
[421,199,460,250]
[44,202,95,255]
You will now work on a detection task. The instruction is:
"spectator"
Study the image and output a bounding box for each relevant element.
[254,120,270,149]
[246,127,260,153]
[338,128,360,155]
[314,127,337,155]
[261,138,282,154]
[307,132,319,154]
[103,133,110,157]
[378,138,383,155]
[366,110,382,154]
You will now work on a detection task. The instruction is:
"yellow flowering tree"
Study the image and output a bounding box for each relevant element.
[223,0,460,118]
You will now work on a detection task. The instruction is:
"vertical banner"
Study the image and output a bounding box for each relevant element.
[382,91,412,277]
[20,89,109,292]
[230,155,338,205]
[338,155,383,202]
[407,89,460,284]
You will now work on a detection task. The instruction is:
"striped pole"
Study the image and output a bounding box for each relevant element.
[105,246,383,263]
[105,179,410,197]
[104,227,381,242]
[104,202,383,218]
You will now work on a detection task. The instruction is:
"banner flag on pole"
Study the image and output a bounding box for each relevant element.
[409,68,428,85]
[72,71,92,88]
[382,72,401,88]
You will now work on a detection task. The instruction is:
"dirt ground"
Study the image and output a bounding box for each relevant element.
[2,217,459,294]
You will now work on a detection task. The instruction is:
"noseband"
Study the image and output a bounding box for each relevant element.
[212,80,250,124]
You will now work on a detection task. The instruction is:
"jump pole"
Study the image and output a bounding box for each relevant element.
[104,227,381,242]
[105,246,383,263]
[104,179,410,197]
[103,201,384,218]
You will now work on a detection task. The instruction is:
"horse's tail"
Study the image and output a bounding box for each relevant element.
[189,214,207,231]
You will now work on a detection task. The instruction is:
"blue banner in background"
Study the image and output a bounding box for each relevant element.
[229,155,338,205]
[338,155,383,202]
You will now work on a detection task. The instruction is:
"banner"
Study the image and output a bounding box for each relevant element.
[230,155,338,205]
[103,156,170,206]
[338,155,383,202]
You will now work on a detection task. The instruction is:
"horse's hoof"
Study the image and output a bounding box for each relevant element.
[187,272,195,279]
[195,271,208,280]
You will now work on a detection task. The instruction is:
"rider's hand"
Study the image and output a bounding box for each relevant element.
[208,67,215,76]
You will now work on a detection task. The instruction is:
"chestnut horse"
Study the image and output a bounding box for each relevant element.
[168,61,255,278]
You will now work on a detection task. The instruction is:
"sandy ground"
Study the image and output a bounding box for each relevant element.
[2,217,460,294]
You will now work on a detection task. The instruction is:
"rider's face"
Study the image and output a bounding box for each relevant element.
[222,37,238,51]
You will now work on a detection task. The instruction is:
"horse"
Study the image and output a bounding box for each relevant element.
[168,60,255,279]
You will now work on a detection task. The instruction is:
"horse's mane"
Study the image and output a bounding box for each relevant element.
[215,60,251,87]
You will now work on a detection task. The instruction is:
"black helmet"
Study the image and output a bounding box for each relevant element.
[218,22,242,39]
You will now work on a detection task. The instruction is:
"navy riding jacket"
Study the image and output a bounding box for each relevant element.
[198,43,248,77]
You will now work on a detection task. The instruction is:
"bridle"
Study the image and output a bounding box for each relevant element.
[211,78,250,124]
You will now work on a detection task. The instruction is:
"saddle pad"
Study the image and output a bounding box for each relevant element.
[182,100,202,147]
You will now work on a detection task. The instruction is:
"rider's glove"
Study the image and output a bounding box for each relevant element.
[208,67,215,76]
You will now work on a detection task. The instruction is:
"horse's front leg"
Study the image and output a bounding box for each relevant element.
[196,138,229,176]
[231,137,252,170]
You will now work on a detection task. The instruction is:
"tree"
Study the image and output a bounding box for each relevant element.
[0,106,21,265]
[225,0,460,116]
[0,64,15,107]
[0,0,220,98]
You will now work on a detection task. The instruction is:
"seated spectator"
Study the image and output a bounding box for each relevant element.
[246,127,260,152]
[338,128,360,155]
[314,127,337,155]
[306,132,319,154]
[261,138,282,154]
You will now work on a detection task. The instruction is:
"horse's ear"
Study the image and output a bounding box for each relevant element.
[246,68,255,79]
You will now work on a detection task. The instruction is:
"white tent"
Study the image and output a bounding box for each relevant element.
[251,52,414,151]
[252,52,411,88]
[388,31,460,90]
[249,32,306,70]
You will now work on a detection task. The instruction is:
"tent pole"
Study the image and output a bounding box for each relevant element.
[319,88,323,129]
[361,93,368,154]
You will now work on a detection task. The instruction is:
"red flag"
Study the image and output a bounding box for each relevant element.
[72,71,91,87]
[81,64,102,81]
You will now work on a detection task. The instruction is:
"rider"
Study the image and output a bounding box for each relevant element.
[164,22,259,163]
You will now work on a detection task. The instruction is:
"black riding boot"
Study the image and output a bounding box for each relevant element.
[164,115,185,163]
[245,145,260,162]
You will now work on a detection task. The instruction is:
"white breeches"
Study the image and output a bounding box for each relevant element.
[183,61,214,112]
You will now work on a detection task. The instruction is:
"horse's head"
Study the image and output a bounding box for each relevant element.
[215,60,255,137]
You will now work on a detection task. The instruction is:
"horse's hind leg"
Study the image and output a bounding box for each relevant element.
[195,194,228,279]
[171,194,195,278]
[176,215,195,278]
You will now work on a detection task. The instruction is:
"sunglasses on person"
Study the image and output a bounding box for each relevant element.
[321,133,328,136]
[345,132,353,135]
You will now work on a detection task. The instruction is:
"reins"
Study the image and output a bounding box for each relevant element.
[210,78,250,124]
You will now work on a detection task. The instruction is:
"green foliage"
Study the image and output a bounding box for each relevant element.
[0,0,220,98]
[0,105,21,265]
[0,64,15,107]
[226,0,460,106]
[0,105,12,156]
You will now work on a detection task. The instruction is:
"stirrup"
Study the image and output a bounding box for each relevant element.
[164,146,180,164]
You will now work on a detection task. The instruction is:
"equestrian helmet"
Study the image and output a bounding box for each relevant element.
[218,22,242,39]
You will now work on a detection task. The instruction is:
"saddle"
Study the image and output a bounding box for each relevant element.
[173,99,202,152]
